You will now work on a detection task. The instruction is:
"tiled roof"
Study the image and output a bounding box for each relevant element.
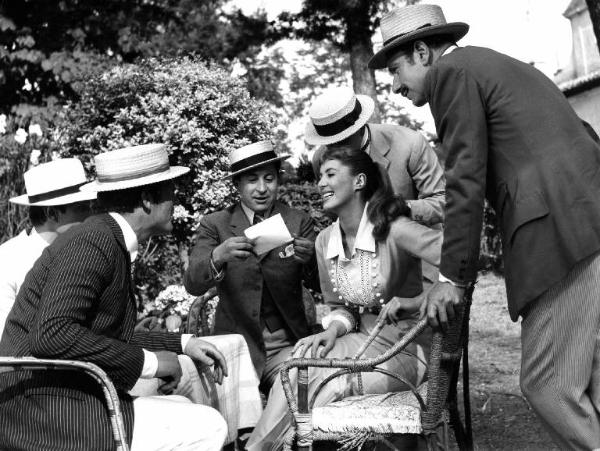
[558,69,600,96]
[564,0,586,18]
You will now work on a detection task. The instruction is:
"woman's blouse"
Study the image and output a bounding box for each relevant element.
[316,206,442,333]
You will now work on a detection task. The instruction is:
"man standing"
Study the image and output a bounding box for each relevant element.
[0,144,228,451]
[0,158,96,335]
[307,86,445,226]
[369,4,600,449]
[184,141,319,392]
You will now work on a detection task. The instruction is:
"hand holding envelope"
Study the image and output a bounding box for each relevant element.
[244,213,294,256]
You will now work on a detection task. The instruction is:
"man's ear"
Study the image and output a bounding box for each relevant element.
[354,173,366,191]
[140,189,152,213]
[414,40,432,66]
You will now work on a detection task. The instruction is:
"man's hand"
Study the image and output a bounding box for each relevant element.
[212,236,256,269]
[155,350,182,394]
[421,281,465,330]
[184,337,228,385]
[382,296,423,325]
[292,235,315,264]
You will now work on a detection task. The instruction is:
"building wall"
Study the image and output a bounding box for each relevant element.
[570,9,600,77]
[567,85,600,135]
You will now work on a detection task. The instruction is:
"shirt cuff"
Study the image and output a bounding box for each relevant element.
[141,349,158,379]
[181,334,193,352]
[439,272,468,288]
[321,309,354,334]
[209,252,225,282]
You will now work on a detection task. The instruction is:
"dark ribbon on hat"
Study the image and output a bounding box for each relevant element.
[383,23,432,45]
[231,150,279,174]
[27,182,86,203]
[313,99,363,137]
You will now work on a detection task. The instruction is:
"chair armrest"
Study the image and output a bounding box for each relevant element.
[186,287,218,336]
[280,318,429,416]
[0,357,129,451]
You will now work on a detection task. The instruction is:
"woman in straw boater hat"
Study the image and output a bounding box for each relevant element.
[306,86,446,226]
[370,4,600,448]
[0,144,229,451]
[0,158,96,336]
[184,140,320,394]
[247,143,443,450]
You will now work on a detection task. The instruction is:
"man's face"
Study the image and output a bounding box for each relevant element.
[387,50,430,107]
[236,164,279,215]
[54,200,94,233]
[147,180,176,235]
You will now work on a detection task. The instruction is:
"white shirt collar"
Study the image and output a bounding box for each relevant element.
[325,203,375,260]
[109,212,138,262]
[442,44,459,57]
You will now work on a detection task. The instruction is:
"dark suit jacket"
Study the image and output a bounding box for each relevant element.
[313,123,446,225]
[426,46,600,319]
[184,201,318,376]
[0,214,182,450]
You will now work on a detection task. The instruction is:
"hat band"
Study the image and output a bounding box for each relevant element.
[98,160,171,183]
[313,100,363,137]
[383,23,432,45]
[27,182,86,203]
[231,151,278,174]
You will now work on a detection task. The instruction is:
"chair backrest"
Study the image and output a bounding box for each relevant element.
[0,357,129,451]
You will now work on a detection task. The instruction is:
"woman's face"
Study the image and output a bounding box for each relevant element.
[317,158,359,213]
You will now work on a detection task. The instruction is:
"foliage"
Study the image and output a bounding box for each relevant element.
[279,181,332,233]
[479,201,503,273]
[56,56,277,303]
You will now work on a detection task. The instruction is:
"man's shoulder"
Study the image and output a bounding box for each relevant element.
[0,230,28,254]
[51,215,117,253]
[369,123,427,152]
[201,205,236,224]
[370,122,423,139]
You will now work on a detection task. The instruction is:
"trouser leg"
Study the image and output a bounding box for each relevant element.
[520,252,600,450]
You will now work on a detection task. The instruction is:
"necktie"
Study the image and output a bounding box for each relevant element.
[253,214,264,225]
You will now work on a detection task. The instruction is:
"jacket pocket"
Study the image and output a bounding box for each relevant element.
[502,190,550,246]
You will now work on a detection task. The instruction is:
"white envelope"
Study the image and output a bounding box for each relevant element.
[244,213,294,256]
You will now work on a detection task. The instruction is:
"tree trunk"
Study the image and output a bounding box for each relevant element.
[586,0,600,54]
[345,2,382,123]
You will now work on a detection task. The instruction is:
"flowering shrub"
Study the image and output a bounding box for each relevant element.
[146,285,197,318]
[55,56,279,306]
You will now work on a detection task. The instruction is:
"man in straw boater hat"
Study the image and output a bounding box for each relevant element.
[307,86,445,226]
[0,144,229,451]
[369,3,600,448]
[0,158,96,337]
[184,140,320,393]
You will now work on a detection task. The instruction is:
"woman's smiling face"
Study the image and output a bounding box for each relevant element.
[318,158,358,213]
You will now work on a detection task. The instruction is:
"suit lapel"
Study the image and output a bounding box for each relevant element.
[256,202,286,262]
[367,125,391,170]
[229,203,251,237]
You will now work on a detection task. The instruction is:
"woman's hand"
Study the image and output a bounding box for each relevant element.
[292,327,339,358]
[382,295,423,325]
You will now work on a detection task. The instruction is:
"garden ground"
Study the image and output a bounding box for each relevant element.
[465,272,557,450]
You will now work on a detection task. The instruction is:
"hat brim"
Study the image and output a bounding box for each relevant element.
[304,95,375,146]
[369,22,469,69]
[9,189,97,207]
[81,166,190,192]
[226,155,290,179]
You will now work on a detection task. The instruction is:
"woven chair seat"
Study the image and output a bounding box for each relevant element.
[312,383,428,435]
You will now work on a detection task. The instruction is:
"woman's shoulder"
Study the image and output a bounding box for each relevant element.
[316,223,335,246]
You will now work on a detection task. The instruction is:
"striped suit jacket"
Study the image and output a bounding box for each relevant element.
[0,214,182,450]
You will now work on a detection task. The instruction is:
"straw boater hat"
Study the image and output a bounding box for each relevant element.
[227,141,289,178]
[369,4,469,69]
[81,144,189,192]
[10,158,97,206]
[305,87,375,146]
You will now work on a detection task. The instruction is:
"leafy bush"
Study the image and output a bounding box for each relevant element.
[56,56,278,305]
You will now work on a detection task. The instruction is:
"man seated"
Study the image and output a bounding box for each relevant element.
[0,144,228,451]
[0,158,96,336]
[184,140,319,392]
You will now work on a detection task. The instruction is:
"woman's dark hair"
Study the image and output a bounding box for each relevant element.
[317,146,410,241]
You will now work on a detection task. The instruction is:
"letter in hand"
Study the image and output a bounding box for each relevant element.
[421,281,465,330]
[212,236,256,269]
[292,234,315,264]
[184,337,229,385]
[155,350,182,395]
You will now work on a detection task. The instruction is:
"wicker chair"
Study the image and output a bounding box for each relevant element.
[280,288,474,451]
[0,357,129,450]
